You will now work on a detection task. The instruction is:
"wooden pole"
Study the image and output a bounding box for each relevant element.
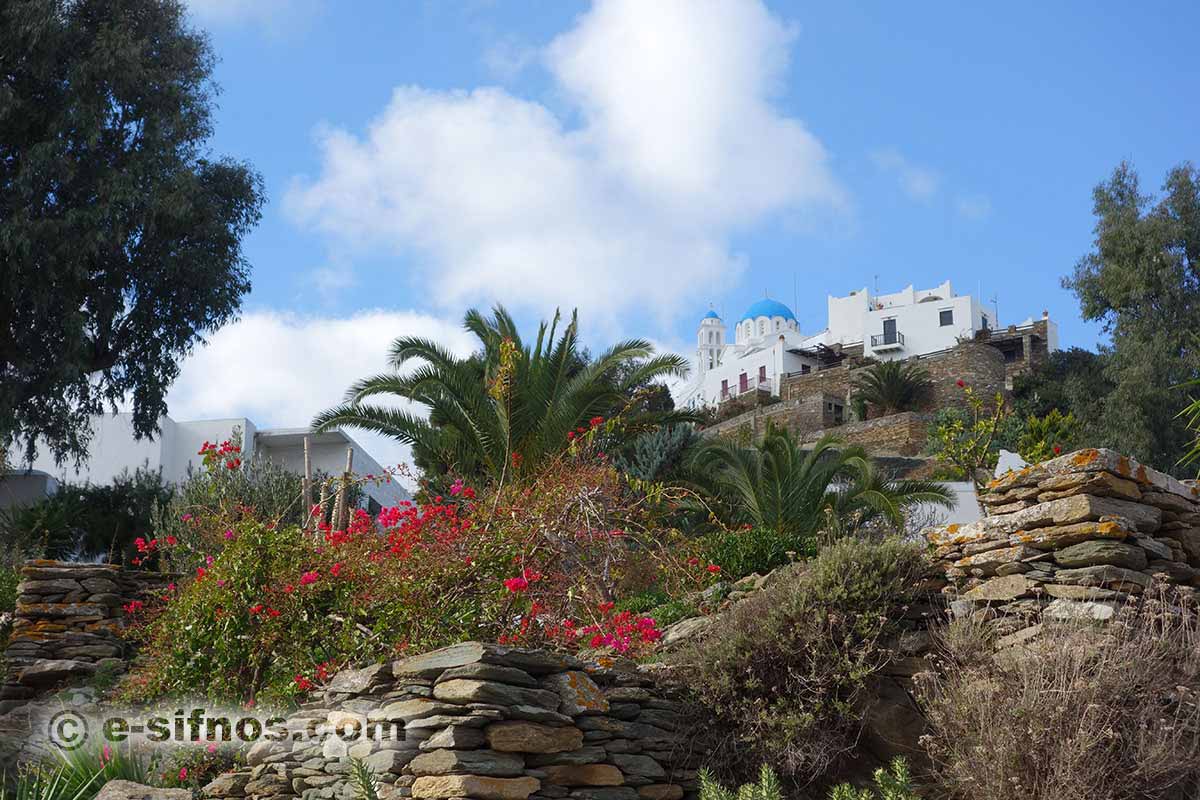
[333,447,353,531]
[302,436,314,530]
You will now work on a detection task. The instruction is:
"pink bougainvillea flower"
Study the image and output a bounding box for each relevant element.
[300,571,319,586]
[503,576,529,593]
[224,529,235,540]
[179,767,188,781]
[707,564,721,573]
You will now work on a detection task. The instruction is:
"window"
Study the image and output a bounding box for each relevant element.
[981,313,990,330]
[707,331,714,343]
[758,321,766,335]
[758,365,767,384]
[721,379,729,399]
[939,309,953,327]
[739,373,749,392]
[367,497,382,515]
[801,364,811,374]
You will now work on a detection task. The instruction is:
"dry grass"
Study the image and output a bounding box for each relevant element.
[917,586,1200,800]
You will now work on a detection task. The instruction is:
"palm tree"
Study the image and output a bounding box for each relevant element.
[851,359,932,417]
[693,426,952,540]
[312,306,692,483]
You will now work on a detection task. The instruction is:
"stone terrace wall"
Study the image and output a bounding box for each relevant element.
[205,642,702,800]
[702,408,930,458]
[0,560,172,713]
[924,449,1200,636]
[779,342,1005,416]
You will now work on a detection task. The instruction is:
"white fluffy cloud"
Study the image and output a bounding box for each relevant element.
[287,0,846,327]
[870,148,939,201]
[167,310,477,472]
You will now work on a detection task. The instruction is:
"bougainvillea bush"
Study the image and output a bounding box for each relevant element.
[122,427,711,704]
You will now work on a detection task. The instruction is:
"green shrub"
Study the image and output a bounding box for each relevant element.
[0,564,18,615]
[675,538,928,786]
[644,598,697,629]
[700,526,809,580]
[1,741,163,800]
[0,467,173,562]
[828,758,922,799]
[698,764,783,800]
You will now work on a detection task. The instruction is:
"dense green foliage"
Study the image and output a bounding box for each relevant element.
[676,538,929,786]
[828,759,922,800]
[313,306,691,487]
[0,468,172,562]
[0,0,264,466]
[612,425,701,482]
[851,360,932,417]
[1062,161,1200,472]
[694,428,950,567]
[699,765,784,800]
[925,383,1013,488]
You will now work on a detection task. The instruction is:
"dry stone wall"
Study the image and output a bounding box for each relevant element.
[0,560,172,713]
[924,448,1200,634]
[205,642,702,800]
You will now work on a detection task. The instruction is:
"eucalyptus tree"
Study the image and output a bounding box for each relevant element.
[0,0,264,466]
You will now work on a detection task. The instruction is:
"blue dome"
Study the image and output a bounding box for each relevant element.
[739,298,796,323]
[702,310,721,320]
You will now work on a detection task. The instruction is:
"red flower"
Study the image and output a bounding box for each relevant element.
[955,379,965,388]
[706,564,721,574]
[567,431,575,440]
[300,570,320,586]
[331,562,343,577]
[504,576,530,593]
[589,416,604,428]
[1053,444,1063,455]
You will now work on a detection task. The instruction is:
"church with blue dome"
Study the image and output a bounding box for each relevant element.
[691,295,812,406]
[682,279,1058,408]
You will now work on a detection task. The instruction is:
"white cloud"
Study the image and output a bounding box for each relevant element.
[482,38,538,81]
[287,0,846,329]
[870,148,939,201]
[955,194,993,221]
[166,309,477,473]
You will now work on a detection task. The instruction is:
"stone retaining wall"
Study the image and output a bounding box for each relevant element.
[702,408,931,458]
[924,448,1200,637]
[204,642,702,800]
[0,560,172,712]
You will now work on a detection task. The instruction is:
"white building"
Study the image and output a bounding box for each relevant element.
[684,280,1058,407]
[2,413,408,510]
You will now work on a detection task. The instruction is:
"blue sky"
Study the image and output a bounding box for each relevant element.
[168,0,1200,468]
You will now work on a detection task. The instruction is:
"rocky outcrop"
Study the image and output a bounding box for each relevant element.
[925,448,1200,636]
[202,642,703,800]
[0,560,174,713]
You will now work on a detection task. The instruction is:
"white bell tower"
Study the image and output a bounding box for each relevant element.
[697,309,725,375]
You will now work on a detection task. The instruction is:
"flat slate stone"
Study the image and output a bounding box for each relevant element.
[396,642,574,678]
[409,748,526,777]
[1053,541,1147,570]
[433,679,561,709]
[485,721,584,754]
[542,765,624,787]
[411,774,540,800]
[541,671,609,715]
[438,662,539,687]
